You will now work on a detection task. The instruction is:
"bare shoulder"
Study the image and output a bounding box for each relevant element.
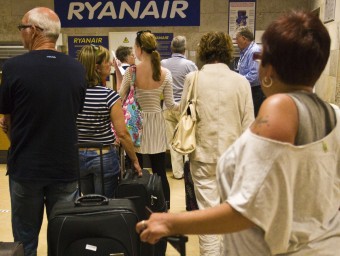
[161,67,170,76]
[160,67,171,81]
[250,93,298,144]
[161,66,169,72]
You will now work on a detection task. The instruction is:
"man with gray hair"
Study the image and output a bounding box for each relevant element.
[235,26,265,116]
[0,7,86,255]
[161,36,197,179]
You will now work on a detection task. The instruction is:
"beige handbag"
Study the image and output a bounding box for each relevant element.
[171,71,198,154]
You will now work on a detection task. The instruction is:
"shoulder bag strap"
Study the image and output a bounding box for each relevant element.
[130,65,136,89]
[186,71,198,103]
[177,71,198,120]
[122,66,136,103]
[191,71,198,103]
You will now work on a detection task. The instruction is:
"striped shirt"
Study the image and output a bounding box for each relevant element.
[77,86,120,145]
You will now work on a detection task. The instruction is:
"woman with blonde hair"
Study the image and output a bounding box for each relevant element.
[77,45,141,198]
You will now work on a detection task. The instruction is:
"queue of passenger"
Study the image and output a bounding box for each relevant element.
[136,10,340,256]
[0,6,339,256]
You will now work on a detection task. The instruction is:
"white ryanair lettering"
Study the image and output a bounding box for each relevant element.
[67,1,189,20]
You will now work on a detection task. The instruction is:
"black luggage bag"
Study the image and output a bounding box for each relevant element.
[115,168,167,217]
[48,196,139,256]
[0,242,24,256]
[48,142,140,256]
[116,150,189,256]
[115,168,167,256]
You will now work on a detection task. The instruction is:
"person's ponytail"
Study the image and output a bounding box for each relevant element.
[151,50,161,81]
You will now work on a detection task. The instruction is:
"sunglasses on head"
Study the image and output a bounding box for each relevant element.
[137,30,151,37]
[136,30,151,47]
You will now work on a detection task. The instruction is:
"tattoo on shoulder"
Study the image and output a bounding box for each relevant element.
[252,116,269,134]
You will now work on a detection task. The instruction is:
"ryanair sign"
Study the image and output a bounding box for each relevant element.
[54,0,200,27]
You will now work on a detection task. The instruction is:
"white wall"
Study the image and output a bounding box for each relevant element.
[312,0,340,105]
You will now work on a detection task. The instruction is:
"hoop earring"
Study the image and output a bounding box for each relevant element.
[262,76,273,88]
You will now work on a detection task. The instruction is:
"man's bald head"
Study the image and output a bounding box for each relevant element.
[24,7,61,42]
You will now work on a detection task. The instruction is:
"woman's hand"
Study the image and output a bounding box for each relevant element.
[133,160,142,176]
[136,213,172,244]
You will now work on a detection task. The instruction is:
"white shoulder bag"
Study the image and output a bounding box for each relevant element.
[171,71,198,154]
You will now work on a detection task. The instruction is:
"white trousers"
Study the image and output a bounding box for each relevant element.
[190,160,222,256]
[164,109,185,178]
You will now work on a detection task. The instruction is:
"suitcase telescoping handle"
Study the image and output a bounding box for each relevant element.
[74,194,109,207]
[164,235,188,256]
[76,142,105,196]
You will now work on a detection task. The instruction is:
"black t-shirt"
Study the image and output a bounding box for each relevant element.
[0,50,86,182]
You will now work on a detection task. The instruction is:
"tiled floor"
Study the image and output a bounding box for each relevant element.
[0,164,199,255]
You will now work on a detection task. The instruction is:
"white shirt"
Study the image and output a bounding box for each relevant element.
[217,124,340,255]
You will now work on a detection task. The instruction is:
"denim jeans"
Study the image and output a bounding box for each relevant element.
[9,178,78,256]
[79,147,120,198]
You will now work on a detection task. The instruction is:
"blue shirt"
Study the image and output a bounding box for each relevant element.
[238,42,261,87]
[161,53,198,102]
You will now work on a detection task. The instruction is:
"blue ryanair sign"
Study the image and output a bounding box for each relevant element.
[54,0,200,27]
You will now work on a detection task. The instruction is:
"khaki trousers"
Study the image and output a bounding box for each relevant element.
[190,160,222,256]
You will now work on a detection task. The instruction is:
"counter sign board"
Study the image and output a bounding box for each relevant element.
[54,0,200,27]
[155,33,173,60]
[68,36,109,59]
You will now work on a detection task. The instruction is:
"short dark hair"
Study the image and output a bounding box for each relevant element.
[197,32,233,65]
[115,46,132,63]
[261,10,330,86]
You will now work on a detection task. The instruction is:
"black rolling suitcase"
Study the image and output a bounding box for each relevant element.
[115,168,167,256]
[116,149,189,256]
[116,168,167,216]
[0,242,24,256]
[48,196,139,256]
[48,142,140,256]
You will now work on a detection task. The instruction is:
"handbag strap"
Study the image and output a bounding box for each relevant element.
[130,65,136,90]
[186,71,198,103]
[123,65,136,103]
[177,71,198,120]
